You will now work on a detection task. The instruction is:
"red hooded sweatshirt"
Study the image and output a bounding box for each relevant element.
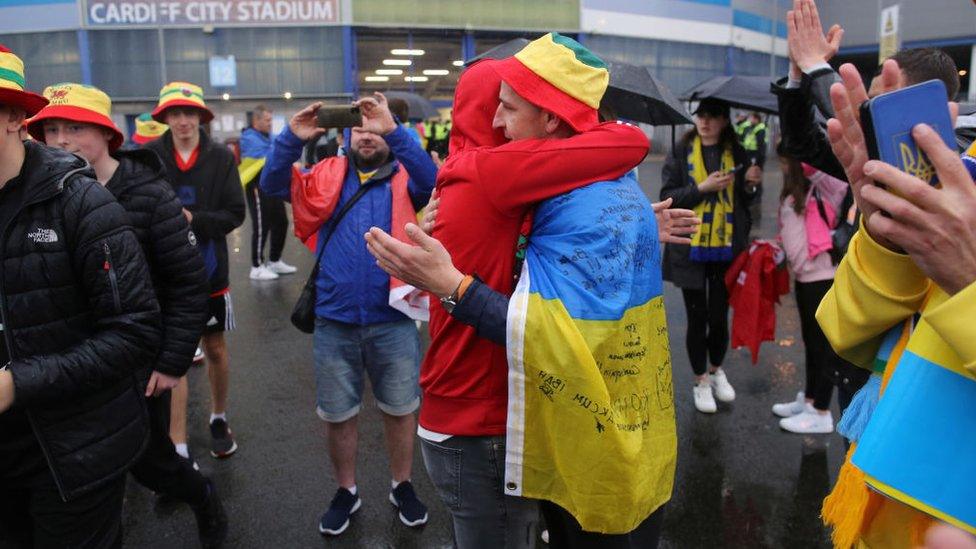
[420,60,651,436]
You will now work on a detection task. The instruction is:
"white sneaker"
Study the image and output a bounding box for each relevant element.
[693,382,717,413]
[709,368,736,402]
[772,391,807,418]
[250,265,279,280]
[266,260,297,275]
[779,404,834,434]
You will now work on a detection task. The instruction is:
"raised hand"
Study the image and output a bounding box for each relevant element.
[353,92,397,136]
[289,102,327,141]
[787,0,843,72]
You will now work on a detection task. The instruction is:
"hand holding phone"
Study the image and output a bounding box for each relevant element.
[860,79,956,187]
[699,170,734,193]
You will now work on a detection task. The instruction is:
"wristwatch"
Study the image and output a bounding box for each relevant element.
[439,285,462,314]
[439,275,472,315]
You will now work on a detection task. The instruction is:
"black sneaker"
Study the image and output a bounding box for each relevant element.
[209,419,238,459]
[318,488,361,536]
[192,479,228,549]
[389,481,428,527]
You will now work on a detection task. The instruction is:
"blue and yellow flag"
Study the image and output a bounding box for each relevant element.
[238,156,266,188]
[505,175,677,534]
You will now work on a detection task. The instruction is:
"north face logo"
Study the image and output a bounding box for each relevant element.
[188,230,197,247]
[27,228,59,244]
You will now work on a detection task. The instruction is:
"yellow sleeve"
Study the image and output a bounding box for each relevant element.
[815,225,930,369]
[924,279,976,374]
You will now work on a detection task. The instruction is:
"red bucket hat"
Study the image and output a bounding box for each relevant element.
[27,82,124,152]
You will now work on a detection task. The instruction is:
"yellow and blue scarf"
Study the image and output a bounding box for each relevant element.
[688,136,736,262]
[505,173,676,534]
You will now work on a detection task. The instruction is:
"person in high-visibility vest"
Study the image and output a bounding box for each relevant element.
[425,118,451,158]
[738,112,766,232]
[740,112,767,167]
[734,113,751,140]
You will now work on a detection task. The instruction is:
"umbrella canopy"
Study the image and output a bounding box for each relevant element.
[603,60,692,126]
[464,38,531,67]
[382,91,440,120]
[681,75,778,115]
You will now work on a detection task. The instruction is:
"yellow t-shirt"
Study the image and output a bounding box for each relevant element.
[358,170,376,185]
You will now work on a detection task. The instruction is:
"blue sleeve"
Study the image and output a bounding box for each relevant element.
[451,278,509,346]
[259,125,306,201]
[385,124,437,211]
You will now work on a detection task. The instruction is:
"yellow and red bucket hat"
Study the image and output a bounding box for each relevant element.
[0,44,49,117]
[27,82,124,152]
[152,81,214,123]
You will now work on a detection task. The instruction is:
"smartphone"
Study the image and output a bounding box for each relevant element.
[316,105,362,129]
[859,79,955,186]
[723,164,744,175]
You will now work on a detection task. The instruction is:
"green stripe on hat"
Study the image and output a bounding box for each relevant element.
[0,67,25,89]
[550,33,607,70]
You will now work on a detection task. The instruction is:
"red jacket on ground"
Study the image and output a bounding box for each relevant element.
[422,60,650,436]
[724,241,790,364]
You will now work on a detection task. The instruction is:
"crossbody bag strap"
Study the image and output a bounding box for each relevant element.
[308,183,372,278]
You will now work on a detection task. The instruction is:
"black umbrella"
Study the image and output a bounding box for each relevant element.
[681,75,778,115]
[382,91,440,120]
[603,61,692,126]
[464,38,531,67]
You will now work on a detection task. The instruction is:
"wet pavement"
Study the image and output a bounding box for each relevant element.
[122,157,845,548]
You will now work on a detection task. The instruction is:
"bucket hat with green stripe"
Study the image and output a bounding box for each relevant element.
[0,45,49,117]
[152,81,214,123]
[491,33,610,132]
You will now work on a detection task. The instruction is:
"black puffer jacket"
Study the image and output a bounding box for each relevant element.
[660,138,757,290]
[146,129,245,293]
[5,142,161,500]
[108,149,208,380]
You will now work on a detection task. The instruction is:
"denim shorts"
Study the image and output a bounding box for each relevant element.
[312,317,420,423]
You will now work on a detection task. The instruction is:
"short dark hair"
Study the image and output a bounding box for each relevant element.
[252,104,272,119]
[885,48,960,99]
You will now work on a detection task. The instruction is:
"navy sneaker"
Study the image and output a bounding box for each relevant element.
[319,488,361,536]
[209,419,238,459]
[389,481,428,527]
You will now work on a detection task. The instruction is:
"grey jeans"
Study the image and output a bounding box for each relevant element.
[420,435,540,549]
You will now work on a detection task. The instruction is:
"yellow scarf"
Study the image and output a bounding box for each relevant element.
[687,136,736,262]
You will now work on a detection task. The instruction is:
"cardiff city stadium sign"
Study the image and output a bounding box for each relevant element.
[85,0,339,26]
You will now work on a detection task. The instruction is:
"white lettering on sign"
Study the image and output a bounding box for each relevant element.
[86,0,337,25]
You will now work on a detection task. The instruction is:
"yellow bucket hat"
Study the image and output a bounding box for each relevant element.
[152,81,214,123]
[27,82,124,151]
[133,112,168,145]
[491,33,610,132]
[0,44,48,117]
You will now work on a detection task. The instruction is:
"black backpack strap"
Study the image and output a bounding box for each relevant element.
[308,183,372,278]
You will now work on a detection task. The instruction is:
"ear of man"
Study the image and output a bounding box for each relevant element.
[543,110,575,138]
[1,107,25,132]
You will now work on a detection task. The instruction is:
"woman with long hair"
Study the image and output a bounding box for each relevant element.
[773,151,867,433]
[660,98,762,414]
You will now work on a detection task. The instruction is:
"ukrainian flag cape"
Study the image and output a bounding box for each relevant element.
[505,175,677,534]
[238,156,266,188]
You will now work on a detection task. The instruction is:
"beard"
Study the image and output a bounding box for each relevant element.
[350,145,388,171]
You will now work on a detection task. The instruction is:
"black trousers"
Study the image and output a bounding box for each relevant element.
[0,471,125,548]
[541,502,664,549]
[794,279,869,412]
[245,178,288,268]
[681,264,730,376]
[129,392,209,508]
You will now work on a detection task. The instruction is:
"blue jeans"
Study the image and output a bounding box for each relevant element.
[421,436,540,549]
[312,318,420,422]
